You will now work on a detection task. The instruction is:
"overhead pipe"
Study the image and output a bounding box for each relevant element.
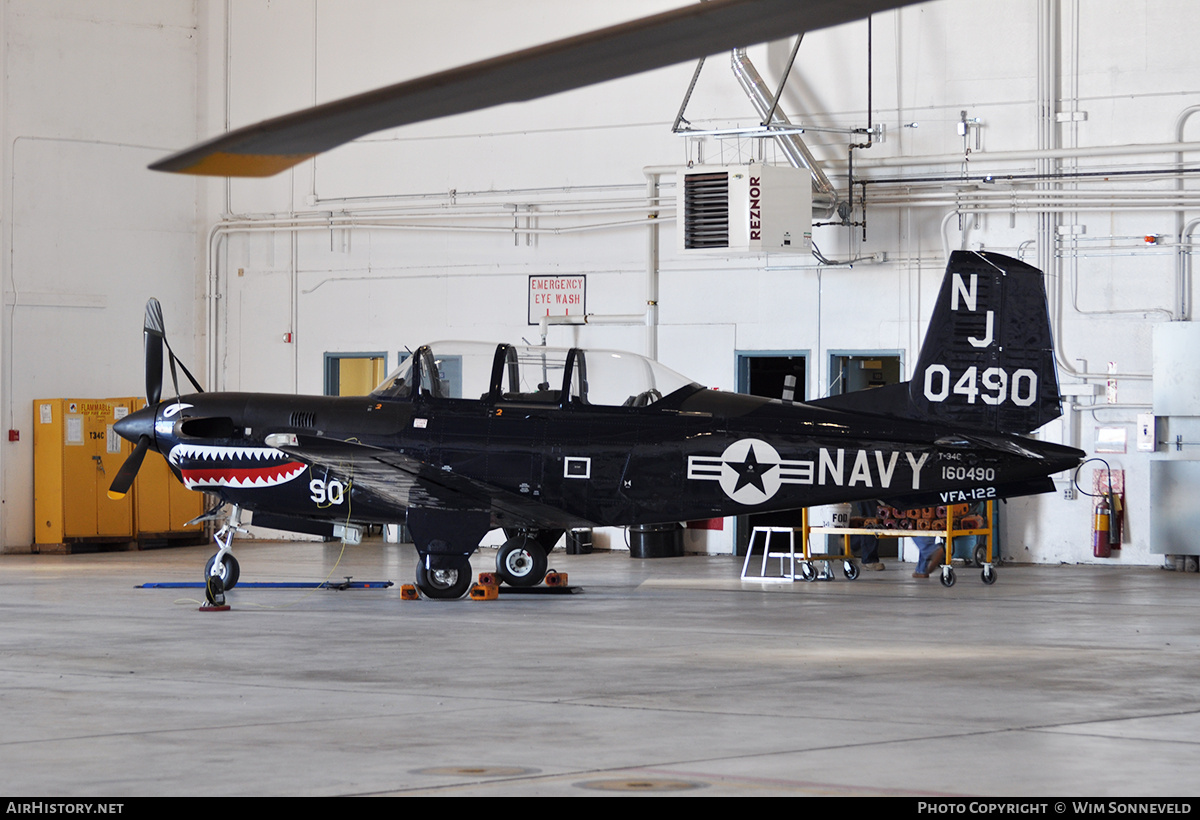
[1173,105,1200,320]
[730,48,837,219]
[204,195,677,388]
[854,139,1200,169]
[538,313,649,347]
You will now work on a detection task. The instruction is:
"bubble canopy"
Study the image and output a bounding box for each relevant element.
[372,342,702,408]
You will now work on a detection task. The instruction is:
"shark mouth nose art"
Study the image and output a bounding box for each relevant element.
[169,444,307,489]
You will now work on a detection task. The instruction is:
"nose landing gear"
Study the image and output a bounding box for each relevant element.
[204,505,246,607]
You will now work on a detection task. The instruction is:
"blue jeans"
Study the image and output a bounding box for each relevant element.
[912,536,942,573]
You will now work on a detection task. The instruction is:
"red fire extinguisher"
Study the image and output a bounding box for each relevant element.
[1093,495,1113,558]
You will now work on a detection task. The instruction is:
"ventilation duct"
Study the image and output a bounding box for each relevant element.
[730,48,838,220]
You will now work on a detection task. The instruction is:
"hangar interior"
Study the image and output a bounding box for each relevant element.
[3,0,1200,799]
[4,0,1199,565]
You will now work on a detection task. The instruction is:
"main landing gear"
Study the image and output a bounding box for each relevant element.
[205,505,246,606]
[494,529,560,588]
[415,554,473,600]
[408,526,564,599]
[405,510,566,600]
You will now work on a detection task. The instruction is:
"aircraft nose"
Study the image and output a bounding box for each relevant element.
[113,405,157,444]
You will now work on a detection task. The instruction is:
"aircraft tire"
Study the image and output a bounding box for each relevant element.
[495,537,548,587]
[415,557,472,599]
[204,553,240,590]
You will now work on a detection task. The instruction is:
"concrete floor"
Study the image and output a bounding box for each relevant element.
[1,540,1198,797]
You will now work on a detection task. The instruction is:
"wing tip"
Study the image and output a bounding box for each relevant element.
[150,150,316,178]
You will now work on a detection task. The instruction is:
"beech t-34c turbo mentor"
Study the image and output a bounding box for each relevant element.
[109,251,1084,600]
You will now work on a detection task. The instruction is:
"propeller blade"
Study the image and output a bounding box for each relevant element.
[149,0,922,177]
[107,435,150,500]
[144,298,165,405]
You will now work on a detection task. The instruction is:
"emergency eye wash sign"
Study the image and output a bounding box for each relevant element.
[528,275,585,324]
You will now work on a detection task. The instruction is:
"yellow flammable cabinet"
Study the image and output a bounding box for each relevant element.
[33,398,139,550]
[33,398,206,551]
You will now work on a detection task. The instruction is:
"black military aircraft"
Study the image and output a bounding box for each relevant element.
[110,250,1084,599]
[112,0,1082,598]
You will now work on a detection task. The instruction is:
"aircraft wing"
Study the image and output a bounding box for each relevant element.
[152,0,922,177]
[264,433,584,529]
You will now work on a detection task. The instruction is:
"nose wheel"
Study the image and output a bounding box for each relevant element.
[204,552,240,589]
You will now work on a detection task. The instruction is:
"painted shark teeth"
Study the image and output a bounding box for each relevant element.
[181,462,307,490]
[170,444,307,490]
[169,443,290,466]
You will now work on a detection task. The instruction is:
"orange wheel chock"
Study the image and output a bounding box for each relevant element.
[470,582,499,601]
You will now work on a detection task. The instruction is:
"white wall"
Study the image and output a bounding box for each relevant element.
[0,0,201,549]
[5,0,1199,566]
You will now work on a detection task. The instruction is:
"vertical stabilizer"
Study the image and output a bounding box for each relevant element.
[811,251,1062,435]
[910,251,1061,434]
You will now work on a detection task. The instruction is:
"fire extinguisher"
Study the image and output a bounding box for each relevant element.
[1093,495,1113,559]
[1078,458,1123,559]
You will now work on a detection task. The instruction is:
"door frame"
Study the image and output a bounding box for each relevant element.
[323,352,389,396]
[732,349,810,555]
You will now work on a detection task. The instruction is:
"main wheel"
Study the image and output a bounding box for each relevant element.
[204,553,240,590]
[940,566,956,587]
[415,556,472,599]
[495,536,548,587]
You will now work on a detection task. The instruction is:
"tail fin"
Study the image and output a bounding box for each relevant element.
[813,251,1062,435]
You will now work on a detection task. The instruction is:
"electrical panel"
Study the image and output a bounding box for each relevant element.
[678,163,812,255]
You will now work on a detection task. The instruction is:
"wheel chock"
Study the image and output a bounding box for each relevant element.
[544,571,568,587]
[399,584,420,600]
[470,582,499,601]
[477,571,499,586]
[203,575,227,608]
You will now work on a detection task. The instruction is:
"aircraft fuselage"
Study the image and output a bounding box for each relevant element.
[119,385,1080,535]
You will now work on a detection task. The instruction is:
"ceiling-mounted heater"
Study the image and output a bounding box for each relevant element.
[678,163,812,255]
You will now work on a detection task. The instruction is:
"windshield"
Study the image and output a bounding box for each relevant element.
[372,357,414,398]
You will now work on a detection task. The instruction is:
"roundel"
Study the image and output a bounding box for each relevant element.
[718,438,782,505]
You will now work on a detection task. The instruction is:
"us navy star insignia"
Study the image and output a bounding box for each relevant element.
[687,438,785,504]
